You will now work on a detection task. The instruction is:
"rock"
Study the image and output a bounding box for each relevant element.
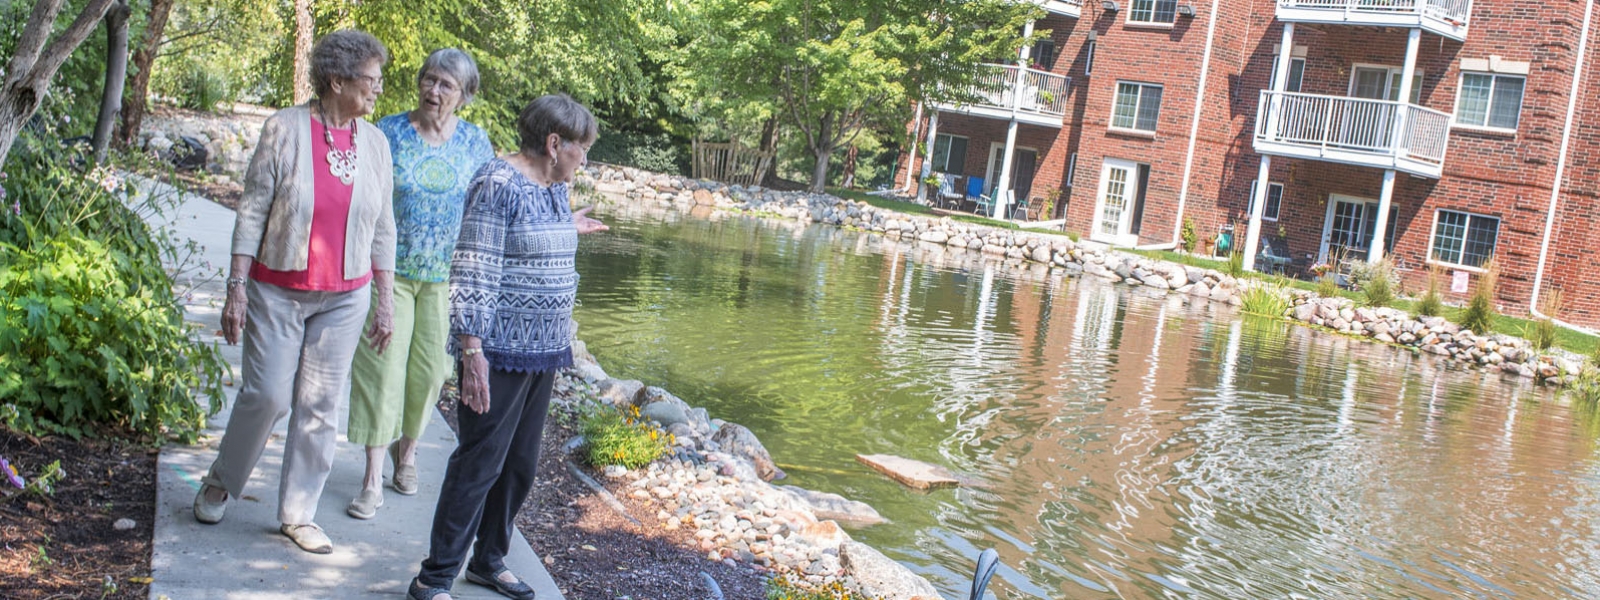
[1185,266,1206,285]
[1031,246,1052,264]
[711,424,786,481]
[855,454,959,490]
[1292,304,1316,322]
[840,541,942,600]
[918,231,948,244]
[1137,272,1171,290]
[1163,266,1187,289]
[596,379,645,409]
[114,518,137,531]
[642,399,691,429]
[781,487,886,525]
[807,553,843,576]
[603,465,629,479]
[797,520,851,548]
[1375,333,1396,344]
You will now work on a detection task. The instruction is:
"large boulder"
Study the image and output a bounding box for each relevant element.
[781,486,886,525]
[840,541,942,600]
[710,423,786,481]
[595,379,644,409]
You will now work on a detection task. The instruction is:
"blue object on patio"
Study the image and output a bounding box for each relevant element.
[965,176,986,200]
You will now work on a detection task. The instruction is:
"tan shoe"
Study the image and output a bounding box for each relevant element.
[390,444,419,496]
[346,488,384,520]
[193,485,227,525]
[280,523,333,554]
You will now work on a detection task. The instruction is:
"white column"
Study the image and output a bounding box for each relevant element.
[1245,23,1295,272]
[1394,28,1422,155]
[994,121,1019,219]
[1369,169,1396,263]
[903,102,922,193]
[919,109,940,202]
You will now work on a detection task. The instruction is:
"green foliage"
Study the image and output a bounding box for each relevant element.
[1240,284,1291,318]
[766,575,880,600]
[1180,218,1197,253]
[1316,274,1339,299]
[1458,260,1499,335]
[19,460,66,499]
[178,64,231,113]
[1529,290,1563,351]
[590,128,689,175]
[579,404,671,470]
[1226,250,1244,278]
[1417,268,1443,317]
[1359,259,1395,308]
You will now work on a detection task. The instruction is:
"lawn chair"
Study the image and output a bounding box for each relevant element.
[936,172,964,209]
[964,176,987,213]
[1010,195,1031,221]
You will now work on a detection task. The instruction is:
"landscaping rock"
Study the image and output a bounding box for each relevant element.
[840,541,942,600]
[711,424,786,481]
[855,454,959,490]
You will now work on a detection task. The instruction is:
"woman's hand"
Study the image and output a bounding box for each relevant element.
[221,284,247,345]
[459,351,491,414]
[574,206,609,235]
[367,270,396,353]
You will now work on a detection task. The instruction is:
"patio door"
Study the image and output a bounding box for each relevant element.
[985,143,1038,214]
[1347,66,1423,149]
[1092,159,1141,246]
[1319,194,1397,264]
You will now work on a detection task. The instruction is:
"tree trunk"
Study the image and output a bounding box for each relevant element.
[292,0,314,104]
[118,0,176,149]
[0,0,119,170]
[805,113,833,193]
[840,144,858,189]
[92,1,131,164]
[757,115,781,188]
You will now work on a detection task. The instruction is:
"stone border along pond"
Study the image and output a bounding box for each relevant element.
[579,163,1596,388]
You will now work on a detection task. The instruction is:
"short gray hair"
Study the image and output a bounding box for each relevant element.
[517,94,598,155]
[310,30,389,98]
[418,48,481,106]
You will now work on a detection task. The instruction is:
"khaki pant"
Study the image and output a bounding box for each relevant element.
[203,279,370,525]
[346,277,450,447]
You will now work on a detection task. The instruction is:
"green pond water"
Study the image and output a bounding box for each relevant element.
[571,200,1600,599]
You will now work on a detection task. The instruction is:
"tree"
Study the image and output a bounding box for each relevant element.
[117,0,176,148]
[673,0,1039,192]
[0,0,120,170]
[92,0,132,163]
[293,0,313,104]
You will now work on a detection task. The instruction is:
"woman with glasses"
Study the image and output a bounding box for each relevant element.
[344,48,495,521]
[408,94,604,600]
[192,29,397,555]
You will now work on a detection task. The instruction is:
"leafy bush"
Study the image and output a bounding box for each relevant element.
[1226,250,1244,278]
[1316,274,1339,299]
[179,64,231,113]
[1358,259,1395,308]
[1458,259,1499,335]
[589,129,689,176]
[579,404,671,469]
[766,575,880,600]
[1180,217,1197,253]
[1417,267,1444,317]
[1240,284,1291,317]
[1529,290,1563,351]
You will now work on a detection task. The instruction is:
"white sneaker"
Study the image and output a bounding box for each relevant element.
[193,485,227,524]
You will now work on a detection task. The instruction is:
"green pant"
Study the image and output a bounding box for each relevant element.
[347,277,451,447]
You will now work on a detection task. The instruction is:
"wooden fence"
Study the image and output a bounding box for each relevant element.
[692,138,775,186]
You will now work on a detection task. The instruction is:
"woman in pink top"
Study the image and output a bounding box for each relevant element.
[191,30,398,556]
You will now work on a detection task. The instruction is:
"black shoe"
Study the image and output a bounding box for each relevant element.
[465,565,536,600]
[408,578,451,600]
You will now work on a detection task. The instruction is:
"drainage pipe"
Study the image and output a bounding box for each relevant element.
[1529,0,1597,335]
[1170,0,1221,247]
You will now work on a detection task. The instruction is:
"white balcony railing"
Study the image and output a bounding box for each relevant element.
[963,63,1071,117]
[1276,0,1472,40]
[1027,0,1084,18]
[1254,90,1451,177]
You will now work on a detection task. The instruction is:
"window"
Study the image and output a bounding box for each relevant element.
[1430,210,1500,268]
[1032,39,1056,71]
[1129,0,1178,24]
[1084,40,1096,76]
[1456,73,1524,130]
[1269,58,1305,93]
[931,134,967,173]
[1112,82,1163,132]
[1066,152,1078,186]
[1247,181,1283,221]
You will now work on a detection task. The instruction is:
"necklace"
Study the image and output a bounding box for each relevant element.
[318,100,358,186]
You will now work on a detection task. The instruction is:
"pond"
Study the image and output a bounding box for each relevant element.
[571,200,1600,599]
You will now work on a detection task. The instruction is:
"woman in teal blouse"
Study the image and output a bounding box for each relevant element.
[345,48,494,520]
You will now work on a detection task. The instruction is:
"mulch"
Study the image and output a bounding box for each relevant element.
[0,429,156,600]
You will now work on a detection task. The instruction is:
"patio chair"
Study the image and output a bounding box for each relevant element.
[1010,195,1031,221]
[973,192,995,217]
[936,173,964,209]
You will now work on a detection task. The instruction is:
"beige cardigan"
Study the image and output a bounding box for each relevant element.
[231,103,396,279]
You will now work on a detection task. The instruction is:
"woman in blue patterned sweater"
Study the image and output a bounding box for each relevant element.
[408,94,606,600]
[345,49,496,520]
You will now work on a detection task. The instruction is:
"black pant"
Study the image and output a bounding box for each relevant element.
[417,367,553,589]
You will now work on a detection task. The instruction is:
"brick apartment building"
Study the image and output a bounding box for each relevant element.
[897,0,1600,328]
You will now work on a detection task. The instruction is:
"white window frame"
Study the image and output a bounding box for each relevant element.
[1127,0,1178,26]
[1347,63,1424,103]
[1428,209,1501,271]
[1084,40,1096,76]
[1111,81,1163,133]
[930,133,968,173]
[1065,152,1078,187]
[1269,57,1306,93]
[1451,72,1525,134]
[1247,181,1284,222]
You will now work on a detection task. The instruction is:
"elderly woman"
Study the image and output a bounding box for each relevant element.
[407,94,604,600]
[192,29,396,555]
[344,48,495,520]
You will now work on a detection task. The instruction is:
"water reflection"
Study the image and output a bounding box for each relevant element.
[573,198,1600,599]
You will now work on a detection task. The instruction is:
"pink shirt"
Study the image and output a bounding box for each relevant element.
[251,118,373,292]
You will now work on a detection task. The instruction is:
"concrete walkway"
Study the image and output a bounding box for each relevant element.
[142,179,562,599]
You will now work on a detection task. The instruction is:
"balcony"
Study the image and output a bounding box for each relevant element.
[1275,0,1471,41]
[1027,0,1083,19]
[933,64,1071,128]
[1253,90,1451,178]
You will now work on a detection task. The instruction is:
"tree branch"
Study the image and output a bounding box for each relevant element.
[28,0,119,90]
[3,0,66,86]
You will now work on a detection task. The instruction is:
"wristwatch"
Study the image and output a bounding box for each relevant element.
[226,276,247,289]
[461,347,483,356]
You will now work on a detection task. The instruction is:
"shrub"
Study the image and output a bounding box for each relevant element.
[1226,249,1244,278]
[1458,259,1499,335]
[579,404,671,470]
[1529,290,1562,351]
[1240,284,1291,317]
[766,575,880,600]
[589,129,689,176]
[1416,267,1444,317]
[1358,259,1395,307]
[180,65,231,113]
[1316,274,1339,298]
[1180,217,1197,253]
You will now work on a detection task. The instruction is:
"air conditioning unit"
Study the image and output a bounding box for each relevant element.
[1176,4,1197,17]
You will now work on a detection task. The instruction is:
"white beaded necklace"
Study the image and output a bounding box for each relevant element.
[317,100,358,186]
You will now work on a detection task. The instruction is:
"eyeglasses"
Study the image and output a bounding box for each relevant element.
[421,74,460,95]
[352,74,384,91]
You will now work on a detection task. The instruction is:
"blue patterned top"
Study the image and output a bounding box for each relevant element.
[448,158,577,373]
[375,113,495,282]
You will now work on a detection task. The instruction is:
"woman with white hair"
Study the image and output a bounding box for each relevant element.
[345,48,495,520]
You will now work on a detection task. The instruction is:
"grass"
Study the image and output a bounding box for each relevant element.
[826,187,1074,235]
[1240,285,1292,317]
